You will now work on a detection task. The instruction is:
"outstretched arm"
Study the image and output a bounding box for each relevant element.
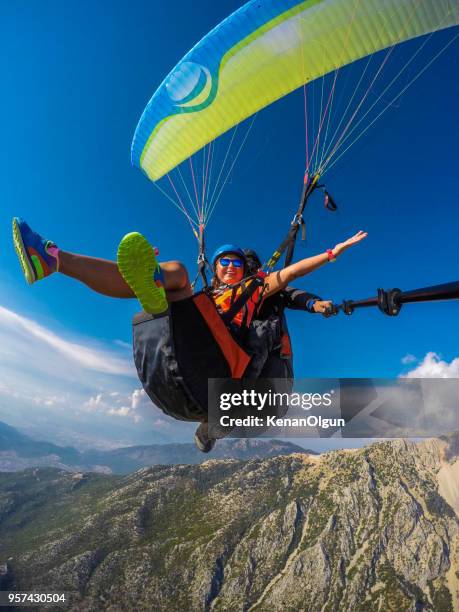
[283,287,333,316]
[283,286,322,309]
[263,231,367,298]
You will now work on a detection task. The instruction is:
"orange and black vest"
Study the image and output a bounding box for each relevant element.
[212,272,267,328]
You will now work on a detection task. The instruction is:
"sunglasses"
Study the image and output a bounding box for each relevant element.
[218,257,244,268]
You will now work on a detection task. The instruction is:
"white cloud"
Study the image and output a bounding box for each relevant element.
[131,388,146,410]
[84,394,104,409]
[108,406,132,417]
[401,354,417,365]
[403,352,459,378]
[0,304,144,426]
[0,305,132,376]
[83,388,149,423]
[113,339,132,350]
[0,304,208,446]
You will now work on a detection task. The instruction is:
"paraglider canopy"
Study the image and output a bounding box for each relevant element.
[131,0,458,281]
[132,0,459,182]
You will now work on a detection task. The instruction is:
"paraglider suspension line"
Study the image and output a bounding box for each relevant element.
[266,172,321,271]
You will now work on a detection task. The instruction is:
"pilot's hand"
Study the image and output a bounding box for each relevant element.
[313,300,334,317]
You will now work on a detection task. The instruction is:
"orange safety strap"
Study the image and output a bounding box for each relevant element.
[193,293,251,379]
[280,331,293,358]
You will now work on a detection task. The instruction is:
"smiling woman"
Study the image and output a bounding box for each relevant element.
[115,229,364,452]
[12,215,365,452]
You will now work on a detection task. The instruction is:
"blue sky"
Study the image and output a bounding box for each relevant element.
[1,1,458,450]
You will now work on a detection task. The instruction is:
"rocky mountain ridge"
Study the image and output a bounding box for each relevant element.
[0,435,458,610]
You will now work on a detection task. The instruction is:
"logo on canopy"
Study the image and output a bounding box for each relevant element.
[165,61,213,108]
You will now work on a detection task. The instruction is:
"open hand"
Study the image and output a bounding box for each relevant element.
[333,230,368,257]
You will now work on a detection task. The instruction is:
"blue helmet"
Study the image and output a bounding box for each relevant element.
[211,244,246,267]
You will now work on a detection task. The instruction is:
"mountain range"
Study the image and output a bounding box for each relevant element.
[0,420,310,473]
[0,434,458,610]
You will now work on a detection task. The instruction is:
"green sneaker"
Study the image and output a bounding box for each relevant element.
[117,232,168,314]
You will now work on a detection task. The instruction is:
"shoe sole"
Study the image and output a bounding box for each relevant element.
[194,423,216,453]
[117,232,167,314]
[12,218,35,285]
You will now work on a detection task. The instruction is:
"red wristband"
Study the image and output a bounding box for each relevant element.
[326,249,336,262]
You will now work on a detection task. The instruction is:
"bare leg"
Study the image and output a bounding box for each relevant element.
[58,251,192,302]
[58,251,133,297]
[160,260,193,302]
